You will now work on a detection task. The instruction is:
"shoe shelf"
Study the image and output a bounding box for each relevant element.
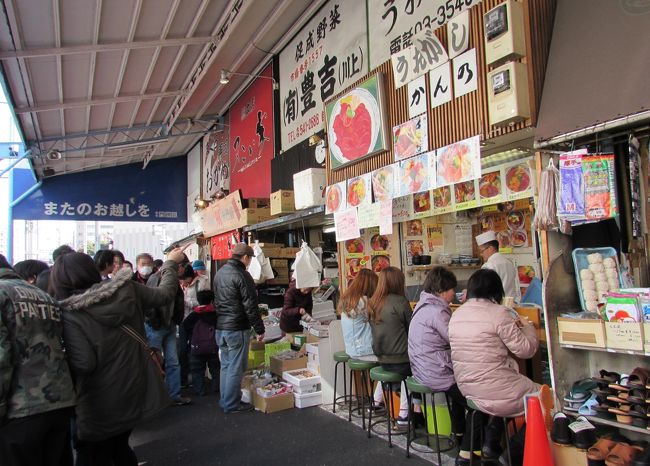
[559,343,650,357]
[564,411,650,435]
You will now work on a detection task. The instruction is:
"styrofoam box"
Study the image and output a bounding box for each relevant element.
[283,369,321,389]
[294,390,323,408]
[307,352,318,367]
[305,342,319,355]
[293,382,322,394]
[293,168,326,210]
[241,388,252,404]
[307,362,320,374]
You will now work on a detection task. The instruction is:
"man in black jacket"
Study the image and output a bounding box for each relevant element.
[214,243,265,413]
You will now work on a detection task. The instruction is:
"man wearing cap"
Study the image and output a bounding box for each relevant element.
[213,243,265,413]
[475,231,521,303]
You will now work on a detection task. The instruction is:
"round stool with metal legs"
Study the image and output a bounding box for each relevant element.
[467,399,514,465]
[404,376,455,463]
[347,359,378,429]
[332,351,351,414]
[368,366,407,448]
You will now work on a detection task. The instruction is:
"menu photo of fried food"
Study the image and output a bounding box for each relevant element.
[405,240,424,266]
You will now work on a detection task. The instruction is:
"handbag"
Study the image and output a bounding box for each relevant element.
[121,324,165,379]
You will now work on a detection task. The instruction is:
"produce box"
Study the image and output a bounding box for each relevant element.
[557,318,606,348]
[254,382,294,413]
[270,351,307,376]
[293,168,326,209]
[247,349,265,369]
[264,341,291,366]
[294,390,323,408]
[282,368,321,390]
[286,331,320,345]
[241,207,272,225]
[605,322,644,351]
[270,190,295,216]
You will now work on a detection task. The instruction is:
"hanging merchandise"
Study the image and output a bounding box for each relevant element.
[292,241,322,289]
[629,136,642,238]
[532,158,560,231]
[582,154,617,221]
[558,150,586,222]
[248,242,274,284]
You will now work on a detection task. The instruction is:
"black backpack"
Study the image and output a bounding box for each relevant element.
[190,317,217,355]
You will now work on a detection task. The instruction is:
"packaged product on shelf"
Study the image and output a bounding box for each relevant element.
[604,294,641,322]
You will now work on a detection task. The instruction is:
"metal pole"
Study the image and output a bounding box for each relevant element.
[0,150,30,178]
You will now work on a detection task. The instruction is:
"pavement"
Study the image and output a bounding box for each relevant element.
[131,391,450,466]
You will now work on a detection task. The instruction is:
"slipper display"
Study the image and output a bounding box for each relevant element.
[593,387,618,397]
[626,388,647,405]
[605,443,643,466]
[587,438,618,463]
[579,394,601,416]
[627,368,650,389]
[570,416,597,449]
[632,446,650,466]
[551,412,572,445]
[594,370,621,385]
[610,374,632,392]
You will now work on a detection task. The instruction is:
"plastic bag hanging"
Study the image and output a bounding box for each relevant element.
[292,241,322,289]
[532,158,560,231]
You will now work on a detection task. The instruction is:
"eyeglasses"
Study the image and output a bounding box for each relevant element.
[479,246,490,253]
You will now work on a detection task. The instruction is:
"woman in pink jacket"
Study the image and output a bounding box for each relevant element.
[449,269,539,461]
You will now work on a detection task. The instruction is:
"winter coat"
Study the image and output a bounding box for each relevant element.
[340,297,375,359]
[146,270,184,328]
[59,262,179,441]
[182,275,211,319]
[0,268,76,420]
[448,298,539,418]
[369,294,412,364]
[408,291,455,392]
[280,281,313,333]
[182,304,218,342]
[213,259,264,335]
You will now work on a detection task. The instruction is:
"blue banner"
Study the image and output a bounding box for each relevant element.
[12,156,187,222]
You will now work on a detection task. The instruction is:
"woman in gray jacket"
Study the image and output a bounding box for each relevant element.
[50,248,186,466]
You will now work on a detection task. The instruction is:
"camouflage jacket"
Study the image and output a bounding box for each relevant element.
[0,268,76,420]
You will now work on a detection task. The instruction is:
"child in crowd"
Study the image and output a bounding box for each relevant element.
[182,290,220,396]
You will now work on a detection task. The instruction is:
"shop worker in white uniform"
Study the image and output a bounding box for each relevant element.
[475,230,521,303]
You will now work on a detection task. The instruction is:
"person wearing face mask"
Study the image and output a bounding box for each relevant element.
[132,253,154,284]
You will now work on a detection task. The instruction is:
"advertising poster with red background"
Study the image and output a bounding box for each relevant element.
[229,63,274,198]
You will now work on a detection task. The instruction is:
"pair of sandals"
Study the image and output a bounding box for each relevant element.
[587,438,649,466]
[597,368,650,427]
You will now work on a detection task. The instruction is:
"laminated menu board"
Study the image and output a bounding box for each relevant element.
[453,180,479,211]
[478,170,505,205]
[342,228,398,286]
[431,186,455,214]
[412,191,432,219]
[478,208,532,252]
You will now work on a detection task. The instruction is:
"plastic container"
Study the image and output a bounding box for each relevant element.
[294,390,322,408]
[572,247,621,311]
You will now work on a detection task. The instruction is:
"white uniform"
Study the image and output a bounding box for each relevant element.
[482,252,521,302]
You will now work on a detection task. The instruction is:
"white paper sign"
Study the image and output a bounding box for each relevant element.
[429,62,453,109]
[279,1,368,151]
[334,208,361,242]
[392,195,412,222]
[452,48,478,98]
[447,10,470,58]
[379,200,393,235]
[368,0,483,70]
[391,28,449,88]
[407,75,428,118]
[358,202,381,229]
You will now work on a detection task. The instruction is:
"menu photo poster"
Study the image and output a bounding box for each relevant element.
[503,158,535,201]
[366,226,395,274]
[436,135,481,188]
[399,152,430,197]
[325,181,348,215]
[393,114,429,162]
[372,163,398,202]
[347,173,372,208]
[202,122,230,198]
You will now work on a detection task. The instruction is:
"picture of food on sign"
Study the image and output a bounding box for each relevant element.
[406,240,424,265]
[347,176,368,207]
[454,180,476,203]
[505,164,531,193]
[370,234,390,251]
[393,116,427,161]
[329,90,379,164]
[518,265,535,285]
[436,140,477,185]
[372,255,391,273]
[400,155,429,195]
[480,216,494,231]
[510,230,528,248]
[413,192,431,213]
[479,172,502,199]
[345,238,364,254]
[346,258,364,280]
[497,231,510,248]
[326,184,343,214]
[372,166,395,201]
[407,220,423,236]
[432,186,452,208]
[506,211,525,230]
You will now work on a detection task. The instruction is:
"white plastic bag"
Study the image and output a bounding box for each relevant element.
[248,242,274,284]
[293,241,322,288]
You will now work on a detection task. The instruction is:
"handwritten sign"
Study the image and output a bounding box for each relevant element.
[334,208,361,242]
[358,202,381,229]
[605,322,644,351]
[392,195,412,222]
[379,200,393,235]
[199,191,244,237]
[391,28,448,88]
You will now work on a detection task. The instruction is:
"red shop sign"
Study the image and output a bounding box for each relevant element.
[211,230,240,260]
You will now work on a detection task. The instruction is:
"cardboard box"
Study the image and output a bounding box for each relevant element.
[271,259,289,268]
[643,323,650,353]
[287,331,320,345]
[270,190,295,216]
[551,443,588,466]
[278,247,300,259]
[266,278,290,285]
[247,349,265,369]
[293,168,326,209]
[241,207,272,225]
[294,390,322,408]
[262,247,282,258]
[557,318,606,348]
[605,322,644,351]
[270,353,307,376]
[274,268,289,280]
[254,391,294,413]
[243,198,270,209]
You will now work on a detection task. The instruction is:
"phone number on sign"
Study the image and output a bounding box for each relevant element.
[286,112,324,143]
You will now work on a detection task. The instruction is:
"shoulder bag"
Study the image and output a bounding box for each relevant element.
[121,324,165,379]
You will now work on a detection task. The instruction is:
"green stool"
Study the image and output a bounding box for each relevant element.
[332,351,350,414]
[467,399,515,466]
[368,366,407,448]
[404,377,455,463]
[347,359,378,429]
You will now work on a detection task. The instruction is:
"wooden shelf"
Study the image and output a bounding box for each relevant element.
[559,343,650,357]
[564,411,650,435]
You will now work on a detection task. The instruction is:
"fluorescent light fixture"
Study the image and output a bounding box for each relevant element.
[323,225,336,234]
[107,138,169,151]
[220,69,279,90]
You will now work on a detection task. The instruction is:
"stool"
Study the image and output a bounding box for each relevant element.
[347,359,378,429]
[368,366,407,447]
[467,399,515,465]
[404,377,455,463]
[332,351,350,414]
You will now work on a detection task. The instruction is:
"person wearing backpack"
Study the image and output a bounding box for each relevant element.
[182,290,219,396]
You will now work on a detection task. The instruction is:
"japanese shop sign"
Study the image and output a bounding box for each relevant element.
[279,1,368,151]
[203,115,230,198]
[391,27,448,88]
[368,0,482,71]
[229,63,274,198]
[199,191,245,237]
[12,156,187,222]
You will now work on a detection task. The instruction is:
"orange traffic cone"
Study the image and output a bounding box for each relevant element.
[523,396,554,466]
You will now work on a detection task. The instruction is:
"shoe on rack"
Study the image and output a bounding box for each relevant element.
[227,402,254,413]
[572,416,597,449]
[173,396,192,406]
[551,412,573,445]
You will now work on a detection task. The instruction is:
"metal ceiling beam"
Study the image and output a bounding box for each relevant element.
[14,89,187,114]
[0,36,215,60]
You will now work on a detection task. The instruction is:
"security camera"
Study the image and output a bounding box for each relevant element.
[46,150,62,160]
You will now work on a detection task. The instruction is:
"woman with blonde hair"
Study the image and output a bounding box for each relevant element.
[368,266,413,425]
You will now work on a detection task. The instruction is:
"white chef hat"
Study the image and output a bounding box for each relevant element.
[475,230,497,246]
